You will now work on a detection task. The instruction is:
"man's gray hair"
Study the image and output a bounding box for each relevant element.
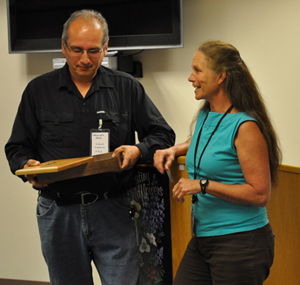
[62,9,109,47]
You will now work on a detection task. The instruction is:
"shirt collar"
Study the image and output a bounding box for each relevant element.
[58,63,73,89]
[58,64,115,90]
[93,66,115,89]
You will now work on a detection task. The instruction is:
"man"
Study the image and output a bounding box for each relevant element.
[5,10,175,285]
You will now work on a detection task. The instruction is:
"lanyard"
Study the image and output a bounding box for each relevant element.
[193,105,234,180]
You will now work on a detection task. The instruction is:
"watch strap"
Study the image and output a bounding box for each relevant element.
[200,179,208,195]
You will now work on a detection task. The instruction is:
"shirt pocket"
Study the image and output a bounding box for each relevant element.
[97,111,129,149]
[39,110,74,148]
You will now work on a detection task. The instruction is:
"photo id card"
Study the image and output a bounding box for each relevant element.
[90,129,110,156]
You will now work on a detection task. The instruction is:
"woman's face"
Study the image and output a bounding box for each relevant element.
[188,51,223,101]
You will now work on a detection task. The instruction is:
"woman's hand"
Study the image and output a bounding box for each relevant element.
[172,178,200,202]
[154,137,192,175]
[153,148,176,174]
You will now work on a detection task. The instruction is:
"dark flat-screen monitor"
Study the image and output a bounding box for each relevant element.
[7,0,183,53]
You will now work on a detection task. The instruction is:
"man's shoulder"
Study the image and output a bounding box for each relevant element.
[99,65,136,82]
[28,68,61,85]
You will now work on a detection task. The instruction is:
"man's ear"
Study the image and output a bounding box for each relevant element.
[218,71,226,85]
[61,41,66,56]
[103,41,109,57]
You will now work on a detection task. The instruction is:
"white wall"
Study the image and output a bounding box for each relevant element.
[137,0,300,165]
[1,0,300,282]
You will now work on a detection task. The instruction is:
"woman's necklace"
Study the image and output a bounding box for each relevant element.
[193,104,234,181]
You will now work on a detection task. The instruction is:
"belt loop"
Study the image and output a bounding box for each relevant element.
[81,192,99,206]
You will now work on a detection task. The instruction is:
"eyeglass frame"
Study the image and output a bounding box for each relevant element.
[63,41,107,58]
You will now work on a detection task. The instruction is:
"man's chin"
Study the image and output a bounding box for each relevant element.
[76,69,95,78]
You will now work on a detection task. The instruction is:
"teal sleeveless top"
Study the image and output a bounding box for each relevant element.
[185,110,269,237]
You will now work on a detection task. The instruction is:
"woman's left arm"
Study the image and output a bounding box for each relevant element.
[173,121,271,206]
[206,120,271,206]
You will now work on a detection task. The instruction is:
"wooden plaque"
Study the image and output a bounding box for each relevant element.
[15,156,93,175]
[15,152,121,184]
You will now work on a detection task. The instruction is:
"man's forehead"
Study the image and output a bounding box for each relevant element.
[67,21,104,44]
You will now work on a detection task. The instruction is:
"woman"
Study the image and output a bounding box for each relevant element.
[154,41,281,284]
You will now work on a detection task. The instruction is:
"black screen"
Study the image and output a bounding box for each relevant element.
[7,0,183,53]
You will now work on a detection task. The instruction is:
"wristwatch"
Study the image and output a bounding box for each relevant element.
[200,179,209,195]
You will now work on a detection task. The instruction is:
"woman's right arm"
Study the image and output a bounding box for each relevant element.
[153,137,192,174]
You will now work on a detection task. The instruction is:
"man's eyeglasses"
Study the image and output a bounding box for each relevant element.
[65,42,106,58]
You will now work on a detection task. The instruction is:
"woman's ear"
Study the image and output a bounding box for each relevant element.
[218,71,227,85]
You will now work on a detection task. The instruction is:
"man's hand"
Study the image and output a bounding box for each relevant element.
[112,145,141,170]
[24,159,48,189]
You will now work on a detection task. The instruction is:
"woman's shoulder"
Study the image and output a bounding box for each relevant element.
[229,112,256,123]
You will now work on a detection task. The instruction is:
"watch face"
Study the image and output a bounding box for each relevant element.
[201,179,207,185]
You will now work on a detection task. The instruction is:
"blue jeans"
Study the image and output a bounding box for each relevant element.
[36,191,139,285]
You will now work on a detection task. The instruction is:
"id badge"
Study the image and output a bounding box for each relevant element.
[90,122,110,156]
